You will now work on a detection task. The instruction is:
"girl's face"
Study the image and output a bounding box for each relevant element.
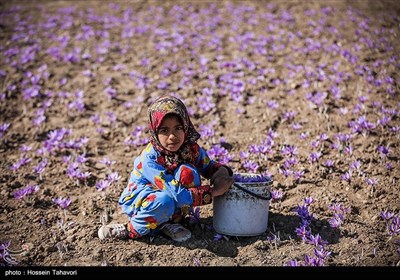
[157,114,185,152]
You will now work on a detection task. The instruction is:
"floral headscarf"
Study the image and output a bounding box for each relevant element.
[147,95,200,171]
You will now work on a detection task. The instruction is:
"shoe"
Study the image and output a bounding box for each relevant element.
[98,223,129,240]
[160,223,191,242]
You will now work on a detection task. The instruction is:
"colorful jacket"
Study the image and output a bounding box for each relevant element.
[119,142,232,209]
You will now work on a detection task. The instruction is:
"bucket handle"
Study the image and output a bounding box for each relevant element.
[232,183,272,200]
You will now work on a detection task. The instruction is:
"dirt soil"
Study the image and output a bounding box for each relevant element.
[0,0,399,268]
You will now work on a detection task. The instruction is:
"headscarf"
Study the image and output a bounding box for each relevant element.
[147,95,201,172]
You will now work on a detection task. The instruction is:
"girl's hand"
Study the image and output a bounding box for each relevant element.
[211,175,234,197]
[210,167,234,197]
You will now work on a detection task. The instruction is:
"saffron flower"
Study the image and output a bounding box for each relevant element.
[341,170,352,183]
[377,145,390,158]
[96,179,111,191]
[0,123,10,138]
[213,234,224,241]
[380,210,395,220]
[286,259,302,266]
[33,158,48,180]
[271,189,283,201]
[14,184,39,204]
[188,207,201,224]
[306,233,328,247]
[0,241,18,266]
[99,157,116,167]
[11,157,31,172]
[52,197,72,209]
[107,172,121,183]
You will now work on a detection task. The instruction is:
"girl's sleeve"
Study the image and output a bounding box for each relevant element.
[188,184,212,207]
[196,146,233,179]
[139,147,215,208]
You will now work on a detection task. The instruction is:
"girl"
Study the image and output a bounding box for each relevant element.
[98,95,234,242]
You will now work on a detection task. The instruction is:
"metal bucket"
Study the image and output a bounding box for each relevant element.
[213,173,272,236]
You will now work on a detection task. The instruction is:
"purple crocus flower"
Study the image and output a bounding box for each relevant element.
[0,240,18,266]
[266,99,278,109]
[295,225,309,241]
[350,160,362,174]
[309,151,322,163]
[188,207,201,224]
[341,170,352,183]
[380,210,395,220]
[388,217,400,236]
[105,111,117,126]
[307,234,328,247]
[239,151,250,159]
[52,197,72,209]
[328,216,343,228]
[0,123,10,138]
[303,197,315,205]
[281,145,298,157]
[107,172,121,183]
[299,132,308,140]
[280,168,292,178]
[96,179,111,192]
[77,171,91,181]
[104,86,117,100]
[11,157,31,171]
[157,81,169,90]
[294,170,305,181]
[90,114,101,125]
[314,247,331,260]
[20,145,32,153]
[33,158,48,180]
[304,254,324,266]
[76,154,87,164]
[14,184,39,200]
[377,145,390,157]
[366,178,378,186]
[99,157,116,167]
[282,110,296,122]
[213,234,224,241]
[243,160,259,173]
[286,259,302,266]
[271,190,283,201]
[324,159,334,168]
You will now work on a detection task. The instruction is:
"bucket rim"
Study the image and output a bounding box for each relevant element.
[233,172,273,185]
